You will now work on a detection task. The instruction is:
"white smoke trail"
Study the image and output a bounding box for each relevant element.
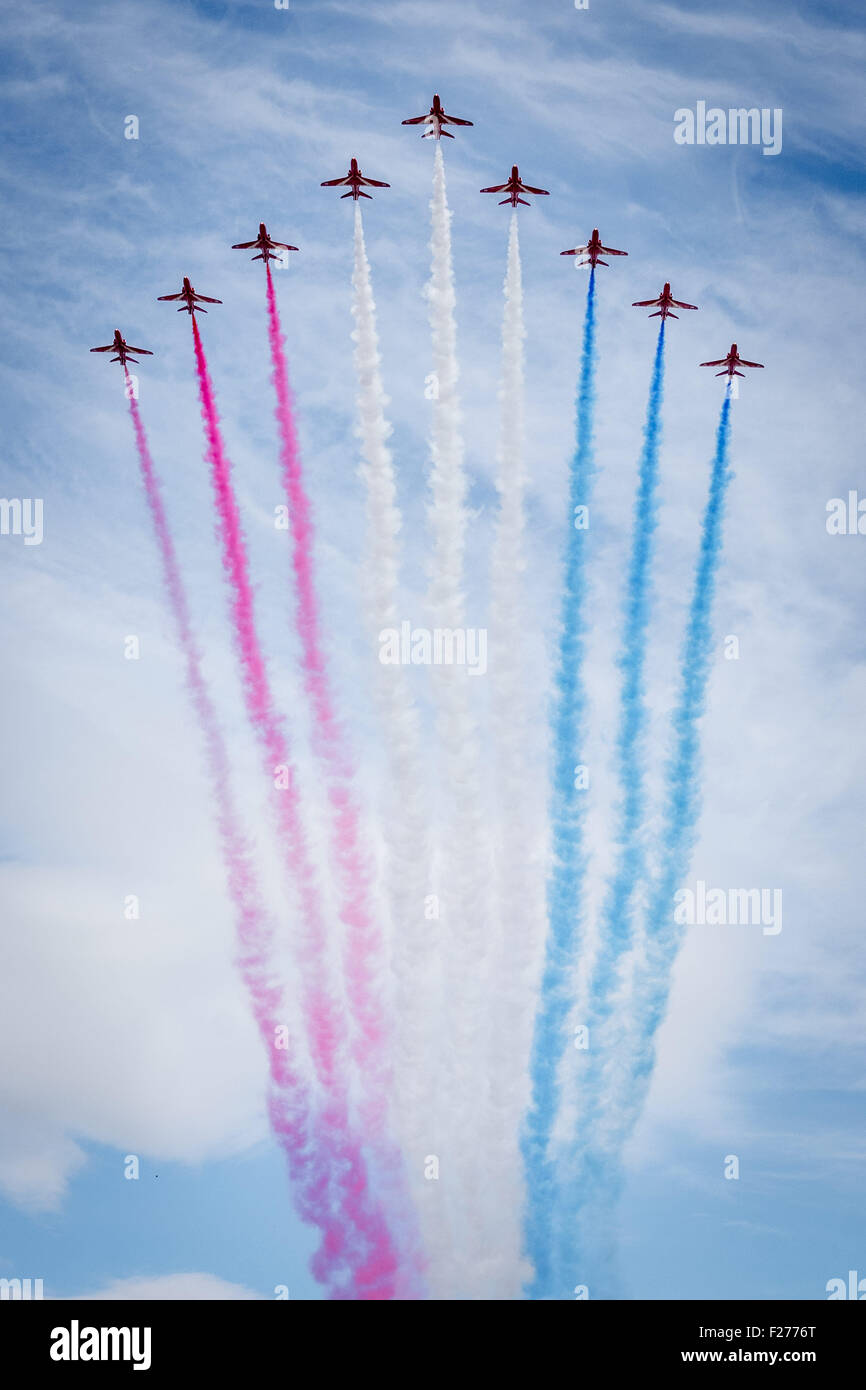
[350,207,439,1288]
[486,213,546,1298]
[424,144,495,1297]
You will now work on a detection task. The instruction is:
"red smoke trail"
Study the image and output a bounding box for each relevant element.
[125,379,354,1292]
[264,270,383,1119]
[263,267,424,1295]
[184,328,401,1298]
[264,268,428,1289]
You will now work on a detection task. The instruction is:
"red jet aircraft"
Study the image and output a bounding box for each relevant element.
[632,283,698,320]
[90,330,153,367]
[232,223,298,265]
[402,93,473,140]
[157,277,222,315]
[561,229,628,268]
[480,165,549,207]
[700,343,764,379]
[320,158,390,200]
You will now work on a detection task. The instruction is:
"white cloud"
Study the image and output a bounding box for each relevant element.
[70,1272,263,1300]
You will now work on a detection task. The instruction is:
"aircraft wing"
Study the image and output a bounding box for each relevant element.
[443,115,473,126]
[157,292,184,301]
[700,358,727,367]
[359,176,390,188]
[480,182,509,193]
[90,344,114,352]
[402,115,428,125]
[602,246,627,256]
[521,183,549,195]
[739,358,764,368]
[232,239,258,249]
[195,294,222,304]
[632,298,660,307]
[671,298,698,310]
[561,245,589,256]
[127,346,153,355]
[321,175,350,186]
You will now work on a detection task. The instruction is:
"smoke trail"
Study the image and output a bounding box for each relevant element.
[425,144,495,1296]
[553,324,667,1285]
[523,268,598,1300]
[262,265,422,1295]
[188,322,401,1298]
[263,265,381,1088]
[630,394,735,1093]
[125,380,355,1295]
[573,396,735,1291]
[349,208,439,1276]
[487,213,546,1298]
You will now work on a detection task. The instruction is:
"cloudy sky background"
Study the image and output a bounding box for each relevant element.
[0,0,864,1299]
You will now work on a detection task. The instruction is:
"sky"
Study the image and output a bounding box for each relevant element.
[0,0,864,1300]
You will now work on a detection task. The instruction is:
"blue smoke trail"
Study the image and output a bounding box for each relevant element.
[553,322,666,1288]
[570,397,735,1291]
[522,268,598,1300]
[634,393,734,1056]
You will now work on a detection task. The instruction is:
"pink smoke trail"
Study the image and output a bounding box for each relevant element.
[125,378,355,1292]
[264,271,381,1107]
[185,326,401,1298]
[264,265,424,1295]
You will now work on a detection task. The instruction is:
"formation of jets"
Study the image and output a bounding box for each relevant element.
[90,95,764,385]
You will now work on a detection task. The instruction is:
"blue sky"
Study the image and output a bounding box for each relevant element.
[0,0,864,1299]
